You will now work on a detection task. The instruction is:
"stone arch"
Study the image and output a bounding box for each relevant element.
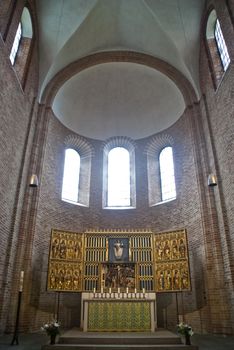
[40,51,198,108]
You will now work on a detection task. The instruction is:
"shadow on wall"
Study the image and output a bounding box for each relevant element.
[29,265,82,329]
[157,293,174,328]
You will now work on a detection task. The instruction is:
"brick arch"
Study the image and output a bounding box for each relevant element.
[102,136,137,155]
[64,134,94,157]
[145,134,174,157]
[41,51,198,107]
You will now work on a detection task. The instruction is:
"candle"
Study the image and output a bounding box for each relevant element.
[134,288,137,294]
[118,287,120,294]
[143,288,145,294]
[19,271,24,292]
[109,287,111,294]
[126,287,129,294]
[101,287,103,293]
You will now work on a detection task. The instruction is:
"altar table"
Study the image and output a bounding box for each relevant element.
[81,293,156,332]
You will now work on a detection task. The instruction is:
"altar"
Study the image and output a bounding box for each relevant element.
[81,292,157,332]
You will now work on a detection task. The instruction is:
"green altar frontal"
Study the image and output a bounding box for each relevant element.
[87,300,151,332]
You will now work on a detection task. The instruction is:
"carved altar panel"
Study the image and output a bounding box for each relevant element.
[47,229,84,291]
[84,230,154,292]
[153,229,191,292]
[101,263,136,290]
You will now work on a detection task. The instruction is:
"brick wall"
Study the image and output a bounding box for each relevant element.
[0,0,38,334]
[199,0,234,334]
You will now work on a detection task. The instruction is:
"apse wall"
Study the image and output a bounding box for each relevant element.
[29,107,210,333]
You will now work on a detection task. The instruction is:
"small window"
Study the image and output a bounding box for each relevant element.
[159,147,176,202]
[206,9,230,87]
[107,147,131,207]
[9,22,22,65]
[62,149,80,203]
[214,19,230,71]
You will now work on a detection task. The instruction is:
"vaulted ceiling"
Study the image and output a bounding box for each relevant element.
[37,0,205,140]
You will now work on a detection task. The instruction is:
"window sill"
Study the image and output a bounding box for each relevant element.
[103,206,136,210]
[61,199,88,207]
[150,198,176,207]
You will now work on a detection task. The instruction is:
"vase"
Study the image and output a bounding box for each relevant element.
[185,333,191,345]
[50,334,56,345]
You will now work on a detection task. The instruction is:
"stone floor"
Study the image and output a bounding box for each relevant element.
[0,332,233,350]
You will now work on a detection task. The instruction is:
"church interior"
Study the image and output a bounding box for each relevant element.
[0,0,234,344]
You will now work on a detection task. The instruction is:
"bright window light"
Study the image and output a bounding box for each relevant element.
[62,149,80,203]
[107,147,131,207]
[215,19,230,71]
[159,147,176,202]
[9,22,22,65]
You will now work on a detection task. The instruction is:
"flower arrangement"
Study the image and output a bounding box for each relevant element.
[177,322,194,336]
[177,322,193,345]
[41,320,60,336]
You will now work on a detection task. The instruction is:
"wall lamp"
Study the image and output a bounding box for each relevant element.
[208,174,217,187]
[29,174,39,187]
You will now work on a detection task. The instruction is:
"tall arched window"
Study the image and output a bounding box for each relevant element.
[206,9,230,87]
[9,7,33,85]
[9,22,22,65]
[107,147,131,207]
[62,149,80,203]
[159,146,176,202]
[214,19,230,71]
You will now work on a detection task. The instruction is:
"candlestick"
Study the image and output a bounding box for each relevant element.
[19,271,24,292]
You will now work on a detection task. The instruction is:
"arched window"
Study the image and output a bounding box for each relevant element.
[107,147,131,207]
[9,22,22,65]
[62,149,80,203]
[9,7,33,85]
[159,146,176,202]
[206,9,230,87]
[214,19,230,71]
[103,138,136,209]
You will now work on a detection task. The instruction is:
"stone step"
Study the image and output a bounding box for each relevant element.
[42,344,198,350]
[59,336,182,345]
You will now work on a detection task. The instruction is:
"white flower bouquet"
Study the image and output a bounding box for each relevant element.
[177,322,194,336]
[41,320,60,336]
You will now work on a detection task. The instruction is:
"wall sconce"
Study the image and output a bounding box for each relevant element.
[29,174,39,187]
[208,174,217,187]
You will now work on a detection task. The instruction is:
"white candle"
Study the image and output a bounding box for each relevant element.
[126,287,129,294]
[118,287,120,293]
[19,271,24,292]
[101,287,103,293]
[109,287,111,294]
[93,287,96,294]
[143,288,145,294]
[134,288,137,294]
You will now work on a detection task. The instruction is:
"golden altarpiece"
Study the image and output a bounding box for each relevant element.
[47,229,190,331]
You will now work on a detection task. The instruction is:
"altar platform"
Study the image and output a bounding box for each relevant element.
[41,328,199,350]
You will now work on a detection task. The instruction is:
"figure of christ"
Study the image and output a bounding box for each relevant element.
[113,240,124,260]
